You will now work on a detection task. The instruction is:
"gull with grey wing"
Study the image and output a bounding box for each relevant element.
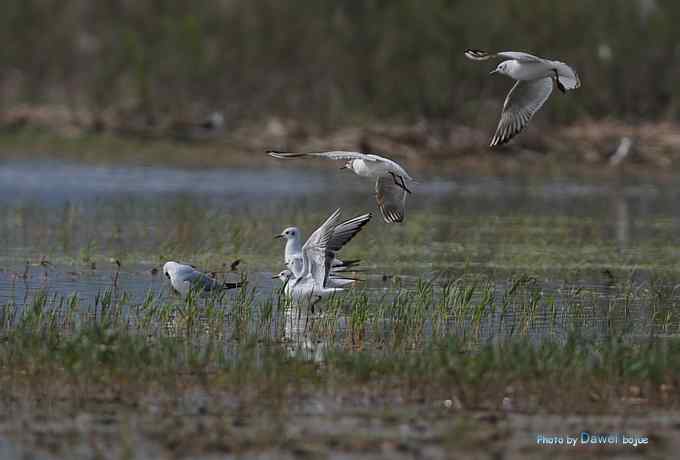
[465,49,580,147]
[272,209,363,310]
[163,261,243,298]
[275,211,371,282]
[267,150,414,224]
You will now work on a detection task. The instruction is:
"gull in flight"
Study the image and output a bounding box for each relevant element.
[267,150,414,223]
[162,261,243,298]
[272,209,363,310]
[275,211,371,279]
[465,49,580,147]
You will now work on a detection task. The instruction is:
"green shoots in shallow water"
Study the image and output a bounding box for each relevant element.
[2,275,680,427]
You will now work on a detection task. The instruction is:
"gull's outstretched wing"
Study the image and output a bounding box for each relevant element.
[268,150,414,182]
[490,78,553,147]
[465,49,543,63]
[327,213,372,253]
[302,209,342,252]
[267,150,379,162]
[298,209,342,279]
[375,177,408,224]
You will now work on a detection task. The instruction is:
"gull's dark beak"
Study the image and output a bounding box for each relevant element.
[271,275,279,279]
[274,234,284,239]
[339,165,348,170]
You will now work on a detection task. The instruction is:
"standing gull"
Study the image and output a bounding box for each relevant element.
[465,49,580,147]
[163,261,243,298]
[275,211,371,278]
[267,150,414,223]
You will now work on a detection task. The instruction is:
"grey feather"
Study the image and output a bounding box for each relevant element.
[490,78,553,147]
[327,213,372,252]
[375,177,407,223]
[465,49,543,63]
[267,150,380,162]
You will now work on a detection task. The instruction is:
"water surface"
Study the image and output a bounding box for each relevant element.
[2,160,680,343]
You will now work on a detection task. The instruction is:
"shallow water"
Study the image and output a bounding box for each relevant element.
[2,160,680,343]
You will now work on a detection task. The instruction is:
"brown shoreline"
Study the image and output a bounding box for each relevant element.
[1,376,676,459]
[2,105,680,178]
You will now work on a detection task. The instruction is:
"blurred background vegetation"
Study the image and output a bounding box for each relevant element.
[0,0,676,134]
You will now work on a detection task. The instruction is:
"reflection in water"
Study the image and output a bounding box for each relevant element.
[614,194,630,248]
[610,183,630,249]
[283,305,326,362]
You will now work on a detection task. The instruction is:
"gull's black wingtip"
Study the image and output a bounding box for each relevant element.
[336,259,361,268]
[267,150,309,159]
[381,209,404,224]
[464,49,490,60]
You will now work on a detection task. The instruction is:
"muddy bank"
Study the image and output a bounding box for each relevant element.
[0,378,676,460]
[1,105,679,176]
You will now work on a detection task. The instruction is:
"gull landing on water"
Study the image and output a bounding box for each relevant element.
[162,261,243,298]
[465,49,580,147]
[273,209,364,311]
[275,211,371,280]
[267,150,414,223]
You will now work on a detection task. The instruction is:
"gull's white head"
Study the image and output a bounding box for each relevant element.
[162,261,179,282]
[274,226,301,242]
[490,61,512,76]
[272,269,294,283]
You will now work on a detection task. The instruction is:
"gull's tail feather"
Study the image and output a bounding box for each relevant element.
[333,259,361,268]
[328,276,359,288]
[560,75,580,90]
[266,150,306,159]
[551,61,581,90]
[330,275,361,282]
[222,281,245,290]
[465,49,494,61]
[559,72,580,90]
[334,268,367,273]
[331,259,362,273]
